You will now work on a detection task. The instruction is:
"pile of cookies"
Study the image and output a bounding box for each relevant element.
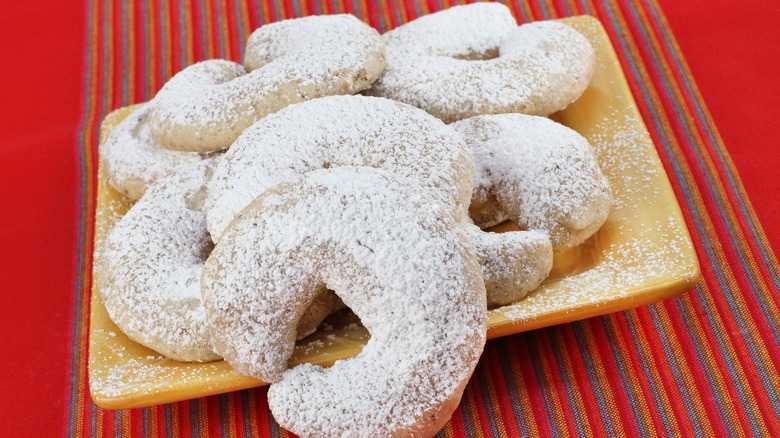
[96,3,612,437]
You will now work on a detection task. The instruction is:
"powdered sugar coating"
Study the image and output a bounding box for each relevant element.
[462,219,552,307]
[369,3,595,122]
[96,163,220,362]
[453,114,613,250]
[205,95,546,307]
[202,168,486,436]
[96,162,337,362]
[149,15,386,152]
[205,95,474,242]
[100,104,212,200]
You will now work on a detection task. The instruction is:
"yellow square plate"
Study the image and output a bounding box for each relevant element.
[89,15,700,410]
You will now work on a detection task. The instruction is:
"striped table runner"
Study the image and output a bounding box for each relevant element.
[68,0,780,435]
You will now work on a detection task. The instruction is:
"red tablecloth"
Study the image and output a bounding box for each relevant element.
[1,0,779,435]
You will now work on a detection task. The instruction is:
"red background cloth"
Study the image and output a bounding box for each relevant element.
[0,0,777,434]
[0,2,83,434]
[657,0,780,249]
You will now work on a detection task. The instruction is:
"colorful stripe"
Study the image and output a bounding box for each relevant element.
[66,0,780,435]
